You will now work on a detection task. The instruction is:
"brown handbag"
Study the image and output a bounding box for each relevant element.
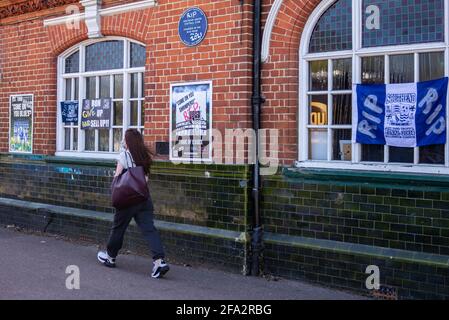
[111,152,149,209]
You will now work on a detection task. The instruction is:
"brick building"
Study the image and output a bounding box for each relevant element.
[1,0,449,299]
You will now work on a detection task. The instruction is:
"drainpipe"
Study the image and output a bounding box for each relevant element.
[250,0,265,276]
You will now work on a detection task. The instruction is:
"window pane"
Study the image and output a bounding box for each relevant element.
[141,73,144,97]
[100,76,110,98]
[65,79,72,100]
[310,61,328,91]
[332,94,352,125]
[86,77,96,100]
[390,54,414,84]
[420,52,445,82]
[64,128,71,150]
[113,129,123,152]
[114,101,123,126]
[309,129,328,160]
[74,78,79,100]
[65,50,79,73]
[389,147,414,163]
[362,0,444,48]
[130,73,139,98]
[130,43,146,68]
[309,95,328,125]
[362,144,384,162]
[389,54,414,164]
[85,40,124,72]
[85,130,95,151]
[420,145,445,164]
[362,56,385,84]
[309,0,352,53]
[98,130,109,152]
[114,75,123,99]
[333,58,352,90]
[332,129,352,161]
[419,52,445,164]
[73,128,78,151]
[130,101,138,126]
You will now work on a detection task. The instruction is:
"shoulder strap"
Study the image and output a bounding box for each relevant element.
[124,151,136,167]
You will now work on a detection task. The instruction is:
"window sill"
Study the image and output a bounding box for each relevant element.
[286,161,449,189]
[0,152,116,167]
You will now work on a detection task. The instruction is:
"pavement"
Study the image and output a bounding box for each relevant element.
[0,226,366,300]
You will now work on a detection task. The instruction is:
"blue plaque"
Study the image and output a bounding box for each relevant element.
[178,7,208,47]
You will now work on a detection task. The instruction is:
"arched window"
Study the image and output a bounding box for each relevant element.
[57,38,146,158]
[299,0,449,174]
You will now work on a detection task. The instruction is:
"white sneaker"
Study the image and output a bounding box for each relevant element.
[152,259,169,278]
[97,251,116,268]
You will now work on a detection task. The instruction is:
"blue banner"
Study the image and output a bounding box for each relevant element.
[354,77,448,147]
[61,101,79,124]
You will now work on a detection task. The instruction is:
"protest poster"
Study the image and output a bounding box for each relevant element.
[170,81,212,162]
[61,101,79,124]
[9,94,33,153]
[81,98,111,130]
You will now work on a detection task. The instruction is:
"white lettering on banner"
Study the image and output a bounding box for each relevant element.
[426,117,446,136]
[358,120,377,139]
[358,95,382,139]
[426,104,443,125]
[362,111,381,124]
[365,95,383,114]
[418,87,445,137]
[418,88,438,115]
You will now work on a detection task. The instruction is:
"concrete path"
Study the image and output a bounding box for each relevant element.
[0,226,366,300]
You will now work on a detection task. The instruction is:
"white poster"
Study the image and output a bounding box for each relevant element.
[384,83,417,148]
[9,94,33,154]
[170,81,212,162]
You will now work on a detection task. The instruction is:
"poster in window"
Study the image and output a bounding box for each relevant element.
[9,94,33,153]
[170,81,212,162]
[353,77,448,147]
[61,101,79,124]
[81,98,111,130]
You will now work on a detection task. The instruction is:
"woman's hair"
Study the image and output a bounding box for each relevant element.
[124,129,153,175]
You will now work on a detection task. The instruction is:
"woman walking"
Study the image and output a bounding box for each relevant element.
[97,129,169,279]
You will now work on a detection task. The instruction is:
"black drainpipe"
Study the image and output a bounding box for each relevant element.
[250,0,265,276]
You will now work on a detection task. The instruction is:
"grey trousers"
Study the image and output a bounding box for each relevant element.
[107,198,165,260]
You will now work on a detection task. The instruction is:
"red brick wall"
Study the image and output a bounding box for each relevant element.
[260,0,320,165]
[0,0,322,166]
[0,19,58,154]
[0,0,254,158]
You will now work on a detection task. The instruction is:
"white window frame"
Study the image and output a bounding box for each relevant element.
[298,0,449,175]
[56,36,146,160]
